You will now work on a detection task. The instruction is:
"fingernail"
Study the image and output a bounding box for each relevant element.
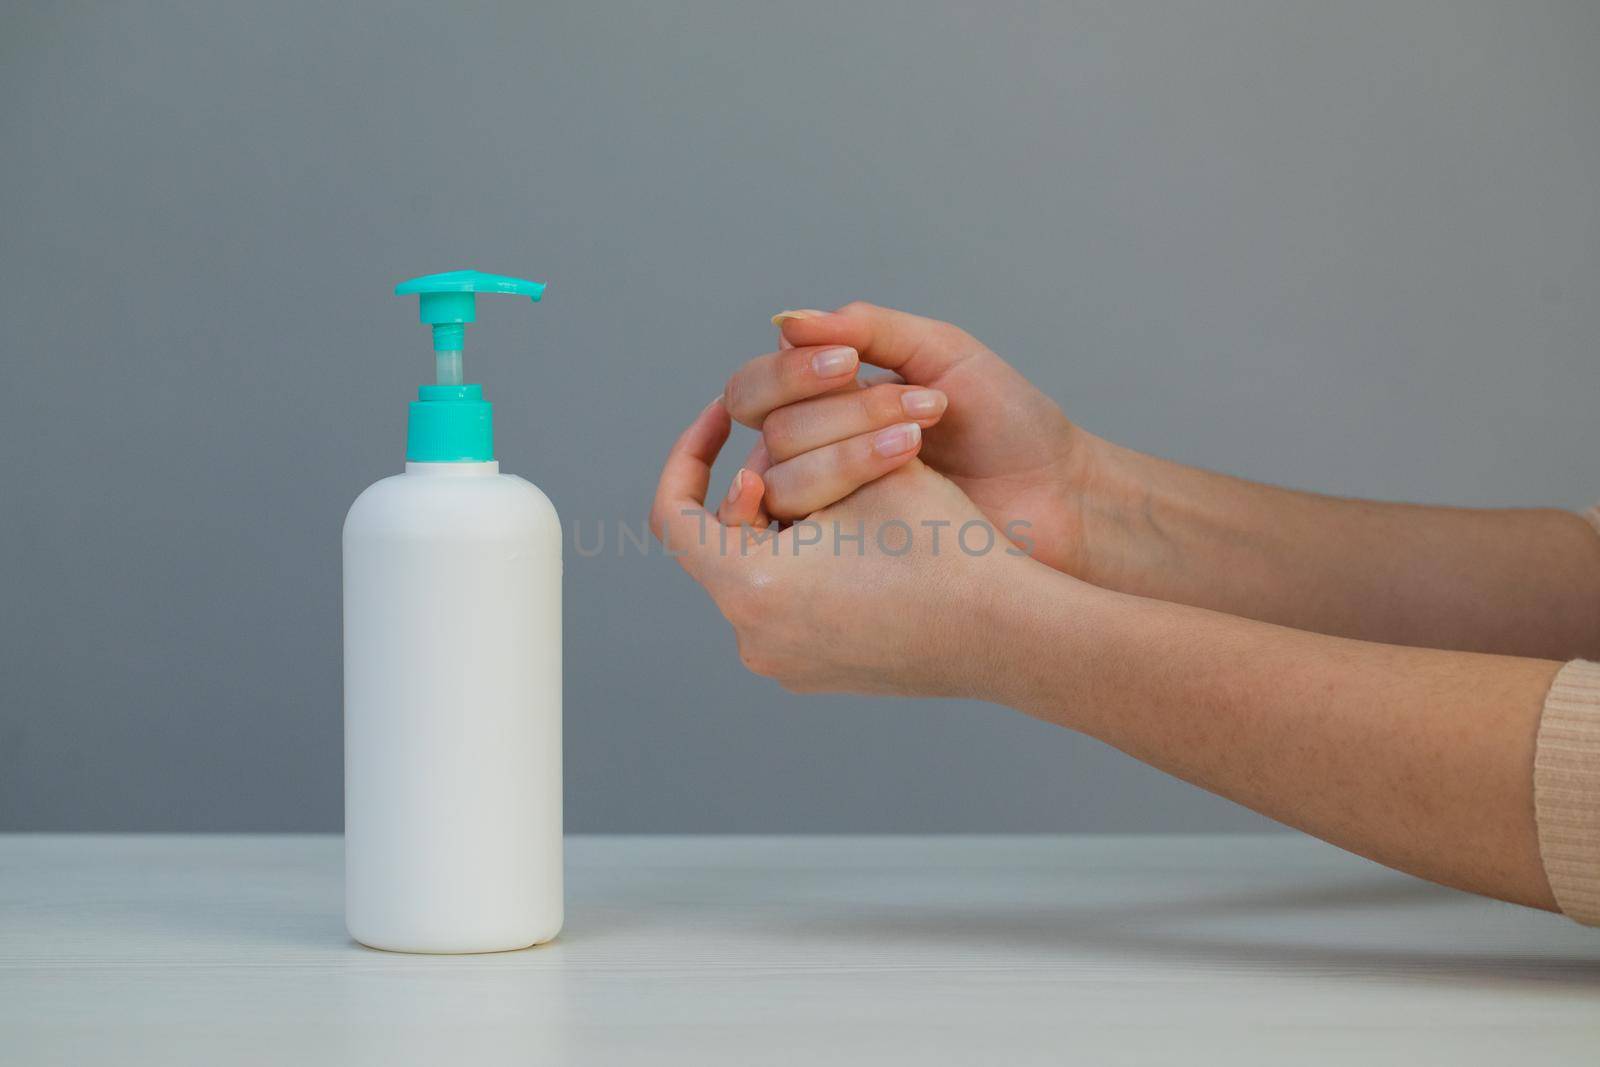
[900,389,946,418]
[772,309,827,326]
[726,468,745,504]
[811,346,858,379]
[705,393,725,411]
[873,422,921,457]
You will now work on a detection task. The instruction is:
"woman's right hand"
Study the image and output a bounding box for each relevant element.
[728,303,1600,662]
[722,302,1105,576]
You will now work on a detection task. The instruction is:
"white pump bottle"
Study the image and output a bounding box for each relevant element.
[343,270,562,953]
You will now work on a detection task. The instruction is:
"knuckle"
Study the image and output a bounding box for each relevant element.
[839,436,876,478]
[722,372,750,422]
[759,472,802,522]
[862,384,902,423]
[737,641,776,679]
[838,300,876,317]
[782,346,816,381]
[760,408,797,457]
[933,319,980,355]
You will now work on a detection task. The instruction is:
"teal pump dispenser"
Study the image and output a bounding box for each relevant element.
[395,270,546,462]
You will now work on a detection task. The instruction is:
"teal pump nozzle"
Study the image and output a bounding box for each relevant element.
[396,269,547,386]
[394,269,545,462]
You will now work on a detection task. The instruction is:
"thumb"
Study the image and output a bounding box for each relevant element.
[771,302,984,385]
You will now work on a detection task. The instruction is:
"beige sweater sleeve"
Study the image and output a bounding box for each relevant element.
[1536,661,1600,924]
[1534,506,1600,924]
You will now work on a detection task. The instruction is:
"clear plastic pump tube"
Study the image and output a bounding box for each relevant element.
[436,350,464,386]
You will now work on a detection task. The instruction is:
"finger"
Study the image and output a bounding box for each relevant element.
[718,439,774,528]
[650,397,734,571]
[771,303,983,385]
[723,344,861,428]
[743,437,775,530]
[762,383,948,463]
[762,422,924,522]
[717,466,765,527]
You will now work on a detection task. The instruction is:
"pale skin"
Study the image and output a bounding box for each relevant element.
[651,302,1600,913]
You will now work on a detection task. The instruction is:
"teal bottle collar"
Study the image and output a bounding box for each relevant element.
[407,384,493,462]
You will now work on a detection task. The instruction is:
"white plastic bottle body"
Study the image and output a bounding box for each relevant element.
[343,461,562,953]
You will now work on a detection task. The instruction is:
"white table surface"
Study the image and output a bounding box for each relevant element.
[1,834,1597,1065]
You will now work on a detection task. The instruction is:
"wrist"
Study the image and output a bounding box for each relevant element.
[1064,430,1208,600]
[1051,428,1137,585]
[959,559,1128,716]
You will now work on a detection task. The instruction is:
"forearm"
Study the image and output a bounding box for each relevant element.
[1073,434,1600,659]
[984,571,1563,910]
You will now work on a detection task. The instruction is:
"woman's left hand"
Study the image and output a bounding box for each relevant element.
[651,398,1060,697]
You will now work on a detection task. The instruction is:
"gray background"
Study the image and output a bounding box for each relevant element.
[2,1,1597,833]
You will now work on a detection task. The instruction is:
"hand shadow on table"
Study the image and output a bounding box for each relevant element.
[813,877,1600,991]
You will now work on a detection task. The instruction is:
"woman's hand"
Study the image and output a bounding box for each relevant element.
[725,302,1095,574]
[651,398,1055,698]
[728,302,1600,660]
